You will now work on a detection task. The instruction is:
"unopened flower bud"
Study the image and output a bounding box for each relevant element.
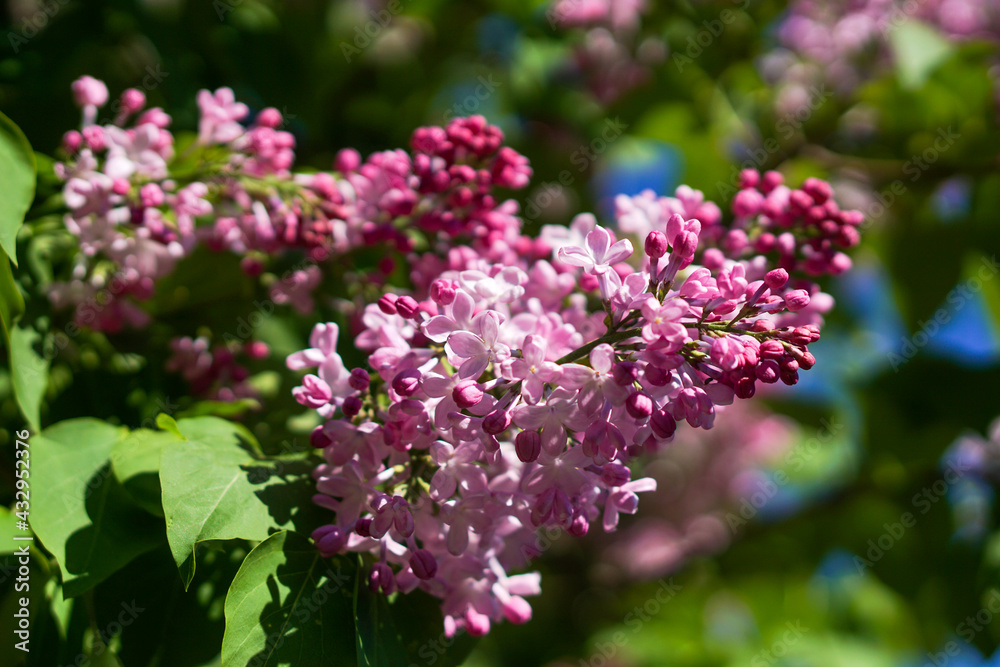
[377,293,398,315]
[612,361,639,386]
[342,396,363,418]
[784,289,810,312]
[256,107,283,128]
[764,268,789,290]
[72,75,108,108]
[410,549,438,580]
[392,369,421,396]
[482,409,512,435]
[650,410,676,440]
[515,430,541,462]
[349,368,370,391]
[452,380,484,409]
[395,295,420,319]
[644,230,669,259]
[430,279,457,306]
[601,462,631,487]
[625,391,653,419]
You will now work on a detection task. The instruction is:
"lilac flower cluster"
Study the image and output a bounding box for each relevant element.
[51,77,530,394]
[768,0,999,110]
[548,0,666,104]
[293,175,863,634]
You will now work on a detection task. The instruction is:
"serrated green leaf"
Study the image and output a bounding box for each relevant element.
[0,111,36,264]
[31,419,165,597]
[221,531,356,667]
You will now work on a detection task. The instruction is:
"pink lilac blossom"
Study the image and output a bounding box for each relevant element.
[292,173,862,635]
[52,77,531,398]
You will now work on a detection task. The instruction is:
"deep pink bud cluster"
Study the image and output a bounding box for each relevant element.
[719,170,861,277]
[292,182,862,634]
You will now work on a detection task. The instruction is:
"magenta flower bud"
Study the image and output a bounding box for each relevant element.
[111,178,130,196]
[732,188,764,217]
[789,189,813,213]
[625,391,653,419]
[244,340,269,360]
[452,380,484,409]
[515,430,541,463]
[759,340,785,359]
[395,295,420,319]
[643,364,671,387]
[482,409,512,435]
[612,361,639,386]
[802,177,833,204]
[430,279,458,306]
[392,369,421,396]
[568,513,589,537]
[764,268,789,291]
[309,425,332,449]
[644,230,669,259]
[650,410,676,440]
[345,369,369,393]
[62,130,82,153]
[410,549,438,580]
[120,88,146,114]
[739,169,760,189]
[342,396,363,418]
[354,517,372,537]
[755,359,780,383]
[784,289,810,312]
[672,230,699,261]
[311,525,347,557]
[71,75,108,108]
[760,170,784,194]
[256,107,283,128]
[780,369,799,386]
[369,562,396,595]
[377,293,398,315]
[335,148,361,173]
[601,463,631,487]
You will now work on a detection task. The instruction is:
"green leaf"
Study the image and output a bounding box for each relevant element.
[386,591,478,667]
[110,429,181,517]
[0,506,24,554]
[158,418,305,586]
[0,111,36,264]
[0,248,25,344]
[354,566,409,667]
[8,322,49,430]
[221,531,356,667]
[31,419,165,597]
[888,21,954,89]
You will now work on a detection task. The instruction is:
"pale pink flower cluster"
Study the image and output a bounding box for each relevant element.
[293,176,862,634]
